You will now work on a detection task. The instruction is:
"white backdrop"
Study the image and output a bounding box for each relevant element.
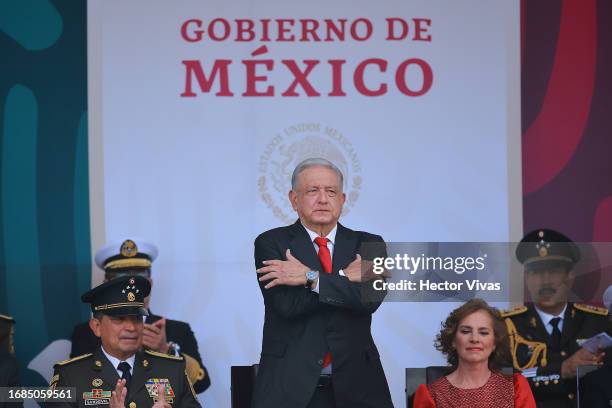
[88,1,522,406]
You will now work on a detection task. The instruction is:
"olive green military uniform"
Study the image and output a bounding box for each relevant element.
[503,303,612,408]
[50,348,200,408]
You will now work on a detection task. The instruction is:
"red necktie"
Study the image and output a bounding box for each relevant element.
[314,236,332,368]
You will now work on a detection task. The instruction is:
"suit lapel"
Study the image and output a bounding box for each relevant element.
[127,352,149,401]
[560,303,580,348]
[527,304,551,342]
[289,221,322,271]
[93,348,120,389]
[332,223,357,273]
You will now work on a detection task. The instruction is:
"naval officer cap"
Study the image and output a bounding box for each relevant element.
[82,275,151,317]
[95,238,159,274]
[516,228,581,266]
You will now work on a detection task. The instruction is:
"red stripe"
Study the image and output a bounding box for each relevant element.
[522,0,597,194]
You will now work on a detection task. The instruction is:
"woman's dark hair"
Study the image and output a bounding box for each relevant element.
[434,298,509,371]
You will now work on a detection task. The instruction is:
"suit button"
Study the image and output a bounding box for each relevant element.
[317,359,324,365]
[129,403,137,408]
[560,351,567,357]
[568,393,574,400]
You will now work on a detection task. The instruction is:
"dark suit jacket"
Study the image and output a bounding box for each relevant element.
[580,365,612,408]
[252,221,393,408]
[505,303,612,408]
[52,347,200,408]
[70,313,210,393]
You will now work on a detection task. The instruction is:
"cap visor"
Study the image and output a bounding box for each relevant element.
[101,307,149,317]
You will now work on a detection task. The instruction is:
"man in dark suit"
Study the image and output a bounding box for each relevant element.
[70,239,210,393]
[52,275,200,408]
[253,158,393,408]
[503,229,612,408]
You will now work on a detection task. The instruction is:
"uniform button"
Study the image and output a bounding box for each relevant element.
[317,359,323,365]
[129,402,136,408]
[560,351,567,357]
[534,382,540,387]
[553,379,559,384]
[568,393,574,400]
[544,381,549,386]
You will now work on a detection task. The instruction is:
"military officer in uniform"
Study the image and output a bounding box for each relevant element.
[502,229,612,407]
[580,284,612,408]
[70,239,210,393]
[51,275,201,408]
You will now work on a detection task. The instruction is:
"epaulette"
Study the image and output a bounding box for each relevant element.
[500,306,528,318]
[54,353,93,366]
[145,350,184,361]
[574,303,608,316]
[0,314,14,322]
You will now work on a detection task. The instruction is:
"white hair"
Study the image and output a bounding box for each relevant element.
[291,158,344,191]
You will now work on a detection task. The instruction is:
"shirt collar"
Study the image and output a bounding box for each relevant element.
[535,303,567,327]
[301,221,337,246]
[101,346,136,371]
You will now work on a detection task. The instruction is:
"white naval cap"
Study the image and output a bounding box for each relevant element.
[95,238,159,271]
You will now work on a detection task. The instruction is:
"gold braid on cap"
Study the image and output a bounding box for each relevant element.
[505,318,548,370]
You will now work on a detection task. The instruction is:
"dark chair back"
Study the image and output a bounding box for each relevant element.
[231,364,258,408]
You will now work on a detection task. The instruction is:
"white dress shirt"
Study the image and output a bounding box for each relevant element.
[101,346,136,377]
[535,303,567,335]
[301,222,338,294]
[301,222,338,375]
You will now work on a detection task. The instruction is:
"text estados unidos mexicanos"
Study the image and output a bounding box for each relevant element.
[179,17,434,97]
[372,254,487,275]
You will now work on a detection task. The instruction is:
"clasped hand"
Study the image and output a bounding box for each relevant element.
[257,249,310,289]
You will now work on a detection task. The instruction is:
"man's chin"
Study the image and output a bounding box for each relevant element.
[118,340,141,351]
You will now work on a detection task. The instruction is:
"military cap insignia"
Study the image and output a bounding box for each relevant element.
[120,240,138,257]
[574,303,609,316]
[92,378,103,387]
[500,306,527,318]
[127,292,136,302]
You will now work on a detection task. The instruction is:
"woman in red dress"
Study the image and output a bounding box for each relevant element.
[413,299,535,408]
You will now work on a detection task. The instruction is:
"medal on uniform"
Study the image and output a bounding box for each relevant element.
[146,378,175,403]
[83,389,112,405]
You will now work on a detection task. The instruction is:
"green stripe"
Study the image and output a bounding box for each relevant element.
[1,84,47,354]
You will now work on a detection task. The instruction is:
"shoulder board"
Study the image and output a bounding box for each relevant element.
[0,314,14,322]
[55,353,93,366]
[145,350,184,361]
[574,303,609,316]
[500,306,528,318]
